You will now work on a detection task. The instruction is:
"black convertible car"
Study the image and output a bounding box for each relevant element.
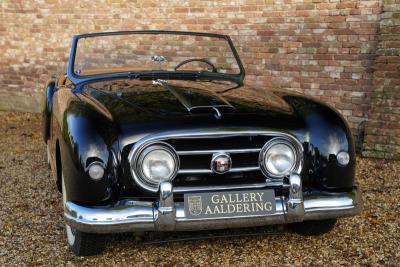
[42,31,361,255]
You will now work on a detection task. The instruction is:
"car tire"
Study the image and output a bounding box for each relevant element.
[289,219,337,236]
[62,173,105,256]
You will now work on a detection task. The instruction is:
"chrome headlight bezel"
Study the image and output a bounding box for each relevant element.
[130,142,179,192]
[259,137,303,179]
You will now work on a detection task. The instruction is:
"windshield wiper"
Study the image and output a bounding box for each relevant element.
[127,71,200,80]
[125,70,241,86]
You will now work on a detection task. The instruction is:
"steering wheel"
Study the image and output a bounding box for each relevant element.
[174,58,218,72]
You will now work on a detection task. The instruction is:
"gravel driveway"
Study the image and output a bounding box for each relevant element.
[0,111,399,266]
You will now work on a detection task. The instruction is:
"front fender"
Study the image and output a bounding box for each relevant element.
[284,95,356,190]
[41,79,56,143]
[54,89,119,204]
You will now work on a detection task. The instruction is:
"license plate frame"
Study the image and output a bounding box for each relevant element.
[184,189,276,219]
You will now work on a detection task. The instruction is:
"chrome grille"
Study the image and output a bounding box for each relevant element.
[128,129,303,192]
[175,148,262,174]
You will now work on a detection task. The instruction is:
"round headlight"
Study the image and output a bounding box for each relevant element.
[337,151,350,166]
[136,143,179,188]
[260,138,298,178]
[88,163,105,180]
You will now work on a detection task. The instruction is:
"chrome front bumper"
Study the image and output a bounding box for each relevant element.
[64,174,362,234]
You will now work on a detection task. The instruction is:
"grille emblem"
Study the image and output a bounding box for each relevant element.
[211,153,232,174]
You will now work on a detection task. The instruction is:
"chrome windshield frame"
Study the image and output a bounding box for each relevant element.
[67,30,245,85]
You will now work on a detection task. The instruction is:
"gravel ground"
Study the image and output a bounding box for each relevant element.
[0,111,399,266]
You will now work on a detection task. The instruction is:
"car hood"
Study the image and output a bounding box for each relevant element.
[78,79,308,145]
[81,79,297,118]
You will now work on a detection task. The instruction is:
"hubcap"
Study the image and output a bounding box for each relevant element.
[46,143,51,166]
[66,225,76,246]
[62,173,75,246]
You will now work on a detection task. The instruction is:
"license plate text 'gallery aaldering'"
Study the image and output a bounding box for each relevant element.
[184,190,276,219]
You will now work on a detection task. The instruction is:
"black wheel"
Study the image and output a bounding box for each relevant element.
[289,219,337,236]
[62,173,106,256]
[66,226,106,256]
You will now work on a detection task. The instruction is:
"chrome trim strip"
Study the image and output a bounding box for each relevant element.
[189,105,234,112]
[173,182,289,193]
[128,128,304,192]
[178,166,260,174]
[177,148,261,155]
[178,169,213,174]
[230,166,260,172]
[64,187,362,234]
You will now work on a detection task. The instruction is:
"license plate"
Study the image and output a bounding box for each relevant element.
[184,189,276,219]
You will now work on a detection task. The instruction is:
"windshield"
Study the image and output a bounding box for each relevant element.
[72,32,242,78]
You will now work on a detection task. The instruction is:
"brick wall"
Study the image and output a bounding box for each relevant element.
[0,0,398,159]
[363,0,400,159]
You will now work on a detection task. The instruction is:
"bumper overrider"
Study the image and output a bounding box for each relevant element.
[64,174,362,234]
